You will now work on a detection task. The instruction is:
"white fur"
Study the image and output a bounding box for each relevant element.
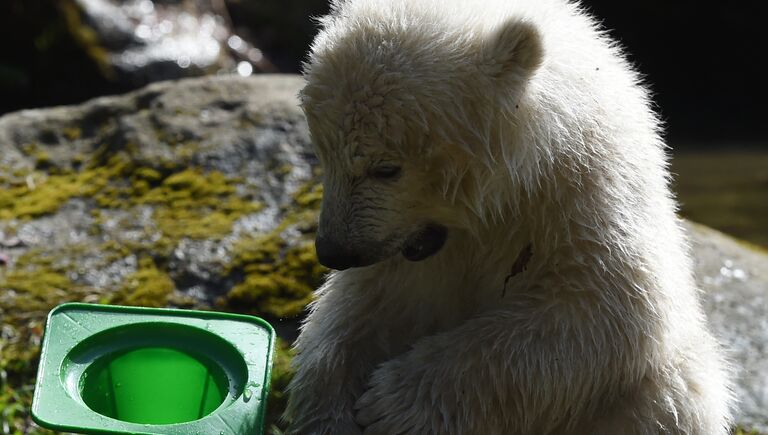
[286,0,734,433]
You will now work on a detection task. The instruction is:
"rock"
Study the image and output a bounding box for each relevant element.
[0,74,321,315]
[0,75,766,433]
[685,221,768,432]
[0,74,318,432]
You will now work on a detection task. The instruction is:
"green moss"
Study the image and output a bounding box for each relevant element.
[0,249,82,314]
[0,384,55,435]
[1,270,72,310]
[225,236,322,318]
[291,181,323,208]
[98,240,133,262]
[0,178,70,219]
[63,126,82,141]
[20,142,38,155]
[133,167,162,182]
[109,257,175,308]
[0,151,261,251]
[131,168,262,242]
[265,339,295,434]
[0,156,126,220]
[221,182,326,319]
[0,250,92,435]
[34,151,52,170]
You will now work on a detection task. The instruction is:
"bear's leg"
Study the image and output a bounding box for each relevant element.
[586,365,731,435]
[285,275,388,435]
[353,302,650,435]
[584,381,684,435]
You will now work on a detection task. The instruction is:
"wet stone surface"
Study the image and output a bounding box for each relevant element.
[686,221,768,432]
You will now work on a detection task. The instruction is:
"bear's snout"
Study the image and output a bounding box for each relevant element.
[315,234,363,270]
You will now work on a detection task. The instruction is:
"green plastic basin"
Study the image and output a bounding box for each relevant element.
[32,303,274,435]
[80,346,229,424]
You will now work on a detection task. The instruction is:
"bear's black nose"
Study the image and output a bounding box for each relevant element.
[315,236,361,270]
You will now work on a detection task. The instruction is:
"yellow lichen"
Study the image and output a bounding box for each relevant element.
[156,208,243,240]
[292,181,323,208]
[221,181,326,319]
[0,251,91,435]
[34,151,52,169]
[0,151,261,247]
[110,257,175,308]
[0,264,90,388]
[133,167,162,182]
[224,234,322,318]
[20,143,38,155]
[265,339,296,433]
[0,155,126,219]
[0,248,96,312]
[0,268,73,313]
[133,167,263,241]
[63,126,82,141]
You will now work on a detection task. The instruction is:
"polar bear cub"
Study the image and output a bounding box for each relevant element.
[285,0,734,433]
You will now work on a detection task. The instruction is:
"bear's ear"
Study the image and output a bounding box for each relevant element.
[480,18,544,80]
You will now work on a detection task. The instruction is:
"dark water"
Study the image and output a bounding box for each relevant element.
[671,149,768,247]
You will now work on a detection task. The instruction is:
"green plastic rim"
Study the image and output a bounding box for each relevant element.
[33,303,275,435]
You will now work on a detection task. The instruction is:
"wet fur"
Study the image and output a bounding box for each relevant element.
[285,0,734,433]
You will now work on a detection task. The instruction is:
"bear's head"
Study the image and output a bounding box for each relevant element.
[301,11,543,270]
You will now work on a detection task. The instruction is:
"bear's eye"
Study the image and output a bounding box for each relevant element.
[369,165,402,180]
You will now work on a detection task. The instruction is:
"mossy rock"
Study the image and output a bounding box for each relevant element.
[0,75,316,434]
